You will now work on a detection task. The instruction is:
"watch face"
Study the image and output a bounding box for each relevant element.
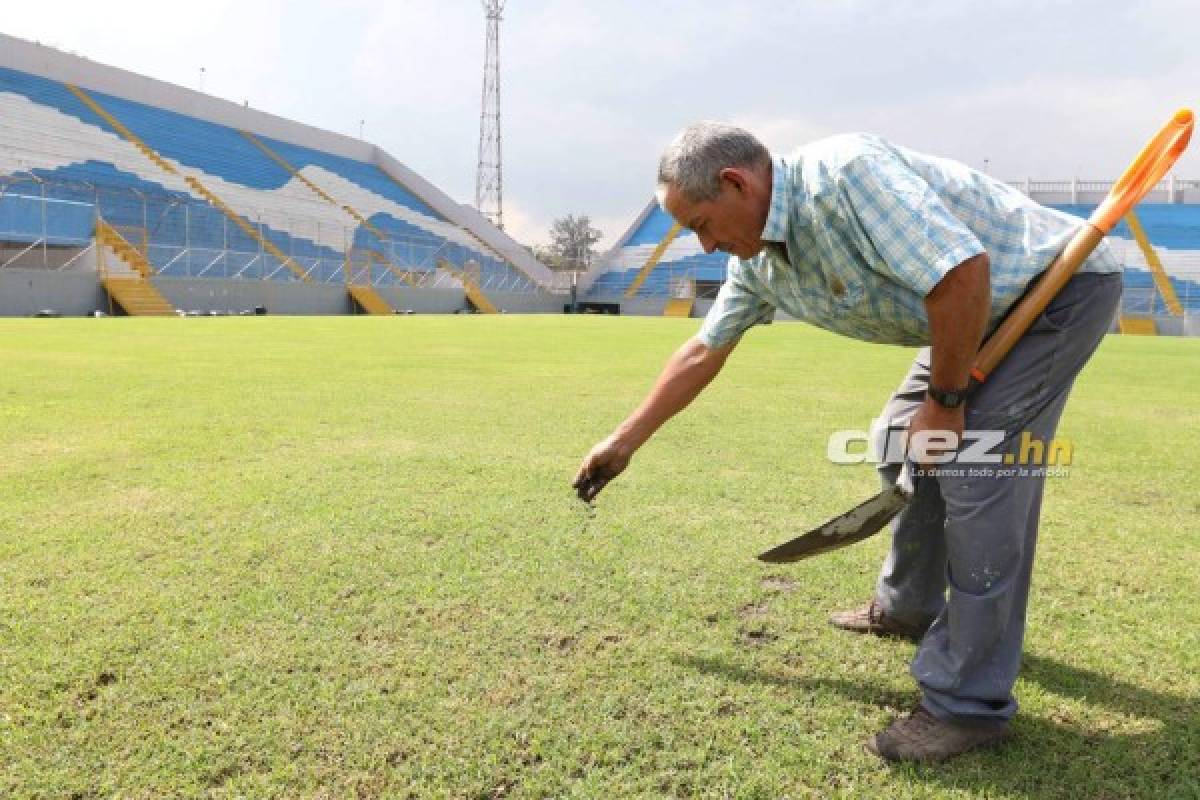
[930,388,966,408]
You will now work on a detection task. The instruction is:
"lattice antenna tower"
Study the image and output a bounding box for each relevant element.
[475,0,505,230]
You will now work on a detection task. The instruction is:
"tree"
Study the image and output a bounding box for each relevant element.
[545,214,603,271]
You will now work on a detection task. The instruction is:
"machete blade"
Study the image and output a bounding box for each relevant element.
[757,471,913,563]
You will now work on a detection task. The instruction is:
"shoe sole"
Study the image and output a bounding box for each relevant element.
[864,728,1012,764]
[828,619,925,643]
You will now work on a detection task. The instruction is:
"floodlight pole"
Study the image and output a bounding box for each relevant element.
[475,0,505,230]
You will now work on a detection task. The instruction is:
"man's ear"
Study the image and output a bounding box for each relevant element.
[718,167,748,195]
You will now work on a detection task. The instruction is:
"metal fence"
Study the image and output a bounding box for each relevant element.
[1019,176,1200,204]
[1119,278,1200,316]
[641,252,1200,319]
[0,177,540,292]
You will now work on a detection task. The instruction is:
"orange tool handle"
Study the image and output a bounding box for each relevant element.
[971,109,1194,385]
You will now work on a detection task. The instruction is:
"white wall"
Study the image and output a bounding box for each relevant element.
[0,269,106,315]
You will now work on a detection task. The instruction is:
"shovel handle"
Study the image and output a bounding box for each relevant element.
[1091,109,1195,234]
[970,109,1194,385]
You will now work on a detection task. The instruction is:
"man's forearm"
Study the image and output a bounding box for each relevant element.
[614,336,733,449]
[925,253,991,390]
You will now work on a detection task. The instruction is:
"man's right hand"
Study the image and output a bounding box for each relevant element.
[572,434,634,503]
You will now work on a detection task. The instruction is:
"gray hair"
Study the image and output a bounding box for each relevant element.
[656,121,770,203]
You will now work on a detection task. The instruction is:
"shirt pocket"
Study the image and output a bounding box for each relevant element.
[827,274,867,315]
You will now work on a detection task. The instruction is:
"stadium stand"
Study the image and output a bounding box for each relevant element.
[586,195,1200,328]
[1,30,1194,327]
[1050,204,1200,315]
[0,34,560,316]
[585,204,728,309]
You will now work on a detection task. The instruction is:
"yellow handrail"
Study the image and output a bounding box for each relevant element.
[625,221,682,298]
[1124,210,1183,316]
[436,258,498,313]
[66,82,310,283]
[96,219,152,279]
[242,130,419,287]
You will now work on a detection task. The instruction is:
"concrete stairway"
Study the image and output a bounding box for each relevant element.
[349,285,394,315]
[1118,316,1158,335]
[102,277,175,316]
[435,258,499,313]
[96,221,175,315]
[663,297,694,317]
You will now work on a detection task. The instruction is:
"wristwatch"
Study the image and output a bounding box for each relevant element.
[927,385,969,409]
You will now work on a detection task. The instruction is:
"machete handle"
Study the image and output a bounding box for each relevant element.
[896,460,915,498]
[970,108,1194,385]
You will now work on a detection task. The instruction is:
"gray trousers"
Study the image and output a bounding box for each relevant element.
[872,271,1122,723]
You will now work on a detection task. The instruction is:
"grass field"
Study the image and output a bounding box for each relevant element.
[1,315,1197,799]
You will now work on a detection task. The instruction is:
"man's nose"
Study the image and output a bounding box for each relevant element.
[698,232,717,254]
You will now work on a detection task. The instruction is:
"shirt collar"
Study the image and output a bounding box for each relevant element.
[759,155,790,243]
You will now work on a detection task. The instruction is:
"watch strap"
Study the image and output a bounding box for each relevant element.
[927,385,969,408]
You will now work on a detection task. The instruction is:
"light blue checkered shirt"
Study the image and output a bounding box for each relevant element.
[697,133,1121,349]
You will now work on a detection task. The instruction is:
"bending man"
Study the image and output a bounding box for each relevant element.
[572,122,1121,763]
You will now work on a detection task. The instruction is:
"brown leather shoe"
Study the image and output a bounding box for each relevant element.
[829,599,927,642]
[866,706,1011,763]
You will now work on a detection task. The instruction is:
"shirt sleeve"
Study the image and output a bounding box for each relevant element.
[838,148,986,296]
[696,258,776,349]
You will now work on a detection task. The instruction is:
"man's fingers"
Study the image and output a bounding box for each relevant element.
[581,474,609,502]
[572,455,598,489]
[572,443,624,503]
[573,475,590,501]
[572,462,613,502]
[572,465,594,500]
[575,478,598,503]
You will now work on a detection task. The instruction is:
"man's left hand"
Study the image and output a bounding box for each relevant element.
[907,397,966,466]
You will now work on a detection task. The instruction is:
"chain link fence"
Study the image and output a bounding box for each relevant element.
[0,177,539,292]
[633,240,1200,319]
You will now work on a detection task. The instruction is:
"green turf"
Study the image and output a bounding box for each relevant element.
[1,316,1197,799]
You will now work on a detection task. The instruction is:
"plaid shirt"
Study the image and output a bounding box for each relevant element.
[697,134,1121,349]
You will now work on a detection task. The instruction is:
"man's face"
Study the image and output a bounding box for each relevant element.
[662,167,771,260]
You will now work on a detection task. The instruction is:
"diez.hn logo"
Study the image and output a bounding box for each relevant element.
[828,420,1073,477]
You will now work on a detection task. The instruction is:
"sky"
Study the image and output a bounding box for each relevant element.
[6,0,1199,248]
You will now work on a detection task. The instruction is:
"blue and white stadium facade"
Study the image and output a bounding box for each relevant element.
[583,180,1200,335]
[3,27,1196,330]
[0,33,564,316]
[584,203,728,312]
